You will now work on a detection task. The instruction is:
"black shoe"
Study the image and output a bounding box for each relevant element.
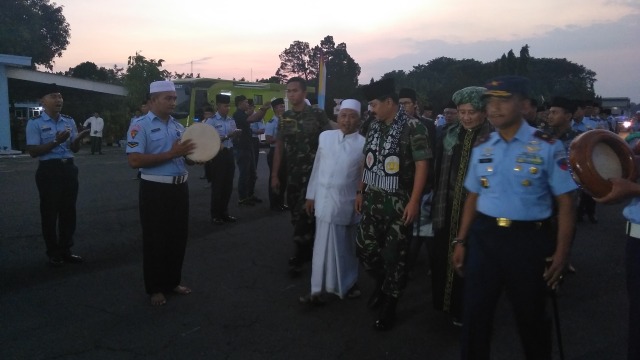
[373,295,397,331]
[211,217,225,225]
[48,256,65,267]
[250,195,263,203]
[280,204,289,211]
[270,205,287,212]
[222,215,237,223]
[62,254,84,263]
[299,293,326,306]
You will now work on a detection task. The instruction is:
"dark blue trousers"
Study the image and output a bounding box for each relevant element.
[461,213,553,360]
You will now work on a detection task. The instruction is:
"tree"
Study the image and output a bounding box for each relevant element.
[275,36,361,114]
[275,41,317,82]
[65,61,123,84]
[0,0,70,70]
[123,52,171,109]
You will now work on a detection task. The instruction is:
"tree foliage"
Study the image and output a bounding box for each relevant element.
[0,0,70,70]
[380,45,597,112]
[123,52,171,109]
[63,61,124,84]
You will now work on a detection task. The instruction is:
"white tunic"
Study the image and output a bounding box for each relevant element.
[306,129,365,298]
[83,116,104,137]
[306,130,365,225]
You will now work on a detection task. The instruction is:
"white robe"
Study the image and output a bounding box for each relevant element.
[306,130,365,298]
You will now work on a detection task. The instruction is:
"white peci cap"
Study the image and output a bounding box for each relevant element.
[339,99,361,116]
[149,80,175,93]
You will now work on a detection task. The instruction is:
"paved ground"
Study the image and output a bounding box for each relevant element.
[0,145,628,359]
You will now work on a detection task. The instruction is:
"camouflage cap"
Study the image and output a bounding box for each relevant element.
[452,86,487,110]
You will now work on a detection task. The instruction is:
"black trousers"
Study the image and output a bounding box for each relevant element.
[251,137,260,170]
[577,191,596,217]
[462,213,553,360]
[267,147,287,208]
[139,180,189,294]
[90,136,102,154]
[35,159,79,258]
[206,148,235,218]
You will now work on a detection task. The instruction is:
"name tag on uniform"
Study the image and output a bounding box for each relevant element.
[151,128,161,133]
[479,158,492,163]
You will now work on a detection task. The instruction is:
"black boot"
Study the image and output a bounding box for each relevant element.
[374,295,398,331]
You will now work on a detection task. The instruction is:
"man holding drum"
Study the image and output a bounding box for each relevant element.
[126,80,196,306]
[451,76,577,359]
[595,179,640,360]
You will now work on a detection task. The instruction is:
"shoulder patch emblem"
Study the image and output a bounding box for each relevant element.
[534,130,555,144]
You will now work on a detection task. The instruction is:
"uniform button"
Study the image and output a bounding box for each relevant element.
[521,179,531,187]
[514,165,522,171]
[529,167,538,174]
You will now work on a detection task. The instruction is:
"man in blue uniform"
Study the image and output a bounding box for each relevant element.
[204,96,241,224]
[451,76,577,359]
[26,83,90,266]
[265,97,287,211]
[126,81,196,306]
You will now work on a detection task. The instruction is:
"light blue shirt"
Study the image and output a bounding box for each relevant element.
[204,112,236,148]
[250,120,265,138]
[464,121,578,220]
[264,116,279,148]
[624,198,640,224]
[125,111,187,176]
[571,118,597,132]
[26,112,78,161]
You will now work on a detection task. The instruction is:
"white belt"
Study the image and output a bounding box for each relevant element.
[141,174,188,184]
[627,222,640,239]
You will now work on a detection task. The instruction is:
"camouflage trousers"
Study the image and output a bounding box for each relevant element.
[286,182,315,262]
[356,188,410,298]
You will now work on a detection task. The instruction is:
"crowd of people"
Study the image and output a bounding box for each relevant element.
[25,76,639,359]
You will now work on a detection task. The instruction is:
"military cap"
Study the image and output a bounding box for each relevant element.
[549,96,576,114]
[216,94,231,104]
[271,98,284,107]
[482,75,531,98]
[38,83,61,98]
[398,88,417,101]
[362,78,396,102]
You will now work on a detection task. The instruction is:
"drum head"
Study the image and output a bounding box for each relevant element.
[569,129,636,198]
[182,123,221,162]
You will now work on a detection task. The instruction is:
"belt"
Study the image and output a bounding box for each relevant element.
[627,222,640,239]
[141,174,188,184]
[478,212,546,230]
[40,158,74,165]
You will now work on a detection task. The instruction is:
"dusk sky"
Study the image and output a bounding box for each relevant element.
[51,0,640,102]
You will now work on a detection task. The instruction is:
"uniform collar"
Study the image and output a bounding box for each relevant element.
[214,112,231,121]
[490,119,530,144]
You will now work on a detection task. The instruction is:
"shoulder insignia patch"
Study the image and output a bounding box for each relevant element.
[534,130,555,144]
[474,134,491,147]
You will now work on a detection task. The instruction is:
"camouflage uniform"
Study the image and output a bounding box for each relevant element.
[357,110,431,298]
[277,105,331,262]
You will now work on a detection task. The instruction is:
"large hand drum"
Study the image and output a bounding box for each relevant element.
[569,129,637,198]
[182,123,221,162]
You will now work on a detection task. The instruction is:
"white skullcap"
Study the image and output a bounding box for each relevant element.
[304,99,311,105]
[149,80,175,93]
[340,99,361,116]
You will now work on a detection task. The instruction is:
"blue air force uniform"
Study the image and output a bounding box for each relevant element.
[461,121,577,359]
[204,112,237,221]
[126,111,190,294]
[26,112,81,260]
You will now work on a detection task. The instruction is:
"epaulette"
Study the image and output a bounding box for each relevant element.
[533,130,555,144]
[474,133,491,147]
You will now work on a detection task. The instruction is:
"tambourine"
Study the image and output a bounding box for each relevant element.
[569,129,637,198]
[182,123,221,162]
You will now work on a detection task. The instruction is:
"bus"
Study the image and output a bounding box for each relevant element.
[172,78,315,125]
